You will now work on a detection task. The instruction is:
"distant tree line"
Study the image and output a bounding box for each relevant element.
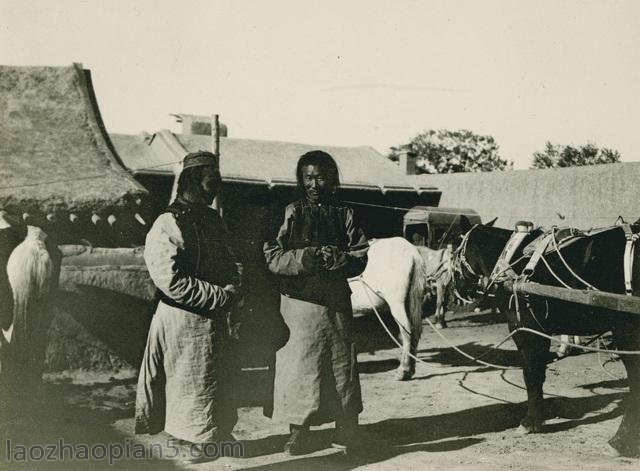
[530,142,621,169]
[388,129,512,174]
[389,129,621,174]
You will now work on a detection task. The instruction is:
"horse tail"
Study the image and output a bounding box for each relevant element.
[6,226,59,391]
[407,246,428,340]
[8,226,56,322]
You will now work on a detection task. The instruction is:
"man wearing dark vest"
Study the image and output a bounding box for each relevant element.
[135,151,240,461]
[263,151,369,455]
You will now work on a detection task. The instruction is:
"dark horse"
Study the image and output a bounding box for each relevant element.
[463,222,640,457]
[452,223,517,305]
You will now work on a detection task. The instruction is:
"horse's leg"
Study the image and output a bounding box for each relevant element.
[388,301,415,381]
[608,324,640,457]
[557,335,571,357]
[512,327,550,433]
[434,282,445,329]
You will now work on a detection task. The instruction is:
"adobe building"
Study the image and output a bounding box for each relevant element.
[0,64,158,373]
[110,116,442,373]
[401,154,640,230]
[1,64,442,390]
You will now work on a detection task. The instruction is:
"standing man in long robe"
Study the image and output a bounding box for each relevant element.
[135,151,241,459]
[263,150,369,455]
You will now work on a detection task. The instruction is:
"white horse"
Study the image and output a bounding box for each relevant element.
[349,237,428,380]
[0,211,60,414]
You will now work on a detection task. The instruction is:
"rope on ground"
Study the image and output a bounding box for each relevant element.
[355,276,520,370]
[597,337,625,381]
[507,327,640,355]
[354,275,640,382]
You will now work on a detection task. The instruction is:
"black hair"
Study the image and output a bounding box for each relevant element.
[176,166,206,198]
[295,150,341,196]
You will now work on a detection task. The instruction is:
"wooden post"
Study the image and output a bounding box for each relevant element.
[211,114,220,157]
[211,114,223,216]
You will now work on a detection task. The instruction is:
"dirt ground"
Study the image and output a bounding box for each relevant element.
[2,308,639,470]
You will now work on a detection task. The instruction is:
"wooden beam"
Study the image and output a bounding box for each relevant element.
[503,280,640,316]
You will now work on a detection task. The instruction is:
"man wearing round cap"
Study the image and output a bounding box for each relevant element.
[135,151,241,460]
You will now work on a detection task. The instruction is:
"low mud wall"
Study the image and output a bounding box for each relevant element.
[46,246,155,371]
[46,246,284,375]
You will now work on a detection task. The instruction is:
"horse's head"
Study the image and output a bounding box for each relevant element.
[462,225,513,278]
[447,224,511,302]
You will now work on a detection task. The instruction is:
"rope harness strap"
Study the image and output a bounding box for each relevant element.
[492,231,532,281]
[351,222,640,388]
[355,274,640,379]
[522,233,553,277]
[453,226,478,279]
[620,224,638,296]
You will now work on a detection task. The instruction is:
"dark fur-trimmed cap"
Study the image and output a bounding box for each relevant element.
[182,151,219,170]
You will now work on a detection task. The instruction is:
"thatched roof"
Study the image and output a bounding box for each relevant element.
[111,131,438,194]
[412,162,640,230]
[0,64,147,215]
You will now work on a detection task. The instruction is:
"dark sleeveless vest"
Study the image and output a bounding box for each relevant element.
[278,199,353,312]
[155,198,238,316]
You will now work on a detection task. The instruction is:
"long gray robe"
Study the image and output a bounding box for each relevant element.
[135,206,238,444]
[264,200,368,426]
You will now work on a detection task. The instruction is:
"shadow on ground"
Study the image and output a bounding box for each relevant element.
[450,310,506,326]
[0,377,178,470]
[416,342,522,368]
[0,370,627,470]
[353,313,400,356]
[243,391,625,470]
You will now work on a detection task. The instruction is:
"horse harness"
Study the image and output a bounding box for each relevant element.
[507,225,637,295]
[454,225,479,279]
[448,226,483,303]
[620,223,638,296]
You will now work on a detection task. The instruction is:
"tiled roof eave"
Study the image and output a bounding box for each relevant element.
[131,168,438,194]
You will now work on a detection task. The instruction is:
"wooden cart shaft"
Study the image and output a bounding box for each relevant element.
[502,280,640,316]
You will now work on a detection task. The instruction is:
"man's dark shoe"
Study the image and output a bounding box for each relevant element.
[331,425,363,455]
[217,431,238,444]
[217,432,244,457]
[284,426,312,456]
[180,442,220,464]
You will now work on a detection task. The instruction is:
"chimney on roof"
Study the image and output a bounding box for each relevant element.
[171,114,228,137]
[398,151,418,175]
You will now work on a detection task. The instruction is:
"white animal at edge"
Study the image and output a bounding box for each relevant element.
[0,212,60,404]
[349,237,428,380]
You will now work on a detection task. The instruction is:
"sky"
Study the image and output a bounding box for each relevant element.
[1,0,639,169]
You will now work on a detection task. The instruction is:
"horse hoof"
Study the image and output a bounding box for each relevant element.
[516,419,544,435]
[604,444,622,458]
[435,322,444,330]
[394,369,413,381]
[516,425,532,435]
